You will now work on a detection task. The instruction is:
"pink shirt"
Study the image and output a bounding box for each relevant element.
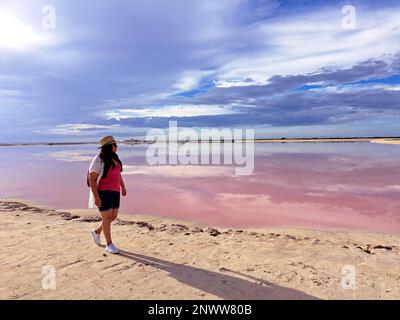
[98,162,121,192]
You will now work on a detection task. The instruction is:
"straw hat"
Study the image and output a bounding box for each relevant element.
[98,135,117,148]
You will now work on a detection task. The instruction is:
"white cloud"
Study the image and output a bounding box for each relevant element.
[305,83,397,93]
[103,104,240,120]
[0,89,22,97]
[45,123,120,135]
[385,85,400,91]
[214,78,263,88]
[173,70,214,91]
[0,11,55,50]
[35,151,94,162]
[214,7,400,86]
[308,184,400,195]
[123,164,235,177]
[214,193,272,203]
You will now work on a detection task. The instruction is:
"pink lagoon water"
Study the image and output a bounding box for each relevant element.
[1,142,400,234]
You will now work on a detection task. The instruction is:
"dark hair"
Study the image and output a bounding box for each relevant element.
[99,143,123,179]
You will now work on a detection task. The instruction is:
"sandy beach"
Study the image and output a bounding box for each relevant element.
[370,138,400,145]
[1,199,399,300]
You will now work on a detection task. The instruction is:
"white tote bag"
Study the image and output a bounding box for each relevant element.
[88,155,104,209]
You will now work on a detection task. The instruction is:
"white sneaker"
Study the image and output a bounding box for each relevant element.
[91,229,101,246]
[105,243,119,254]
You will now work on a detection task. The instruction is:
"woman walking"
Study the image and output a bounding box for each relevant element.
[88,135,127,254]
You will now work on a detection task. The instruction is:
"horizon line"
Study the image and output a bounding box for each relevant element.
[1,136,400,146]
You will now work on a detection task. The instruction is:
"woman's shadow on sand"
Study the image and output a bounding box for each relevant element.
[116,249,319,300]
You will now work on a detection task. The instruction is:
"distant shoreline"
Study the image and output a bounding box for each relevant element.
[1,137,400,147]
[0,142,98,147]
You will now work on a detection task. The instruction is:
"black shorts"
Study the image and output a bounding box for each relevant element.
[98,190,120,212]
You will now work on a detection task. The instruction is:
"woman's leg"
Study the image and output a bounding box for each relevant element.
[95,208,118,234]
[100,209,114,246]
[94,190,110,235]
[95,191,119,243]
[112,192,120,222]
[111,208,119,221]
[95,222,103,234]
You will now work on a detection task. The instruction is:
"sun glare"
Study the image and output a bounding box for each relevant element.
[0,11,47,49]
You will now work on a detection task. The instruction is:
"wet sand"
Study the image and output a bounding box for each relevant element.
[1,199,400,300]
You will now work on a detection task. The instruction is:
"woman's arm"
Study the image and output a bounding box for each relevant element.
[120,173,127,196]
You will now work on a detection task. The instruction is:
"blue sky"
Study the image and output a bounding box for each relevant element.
[1,0,400,142]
